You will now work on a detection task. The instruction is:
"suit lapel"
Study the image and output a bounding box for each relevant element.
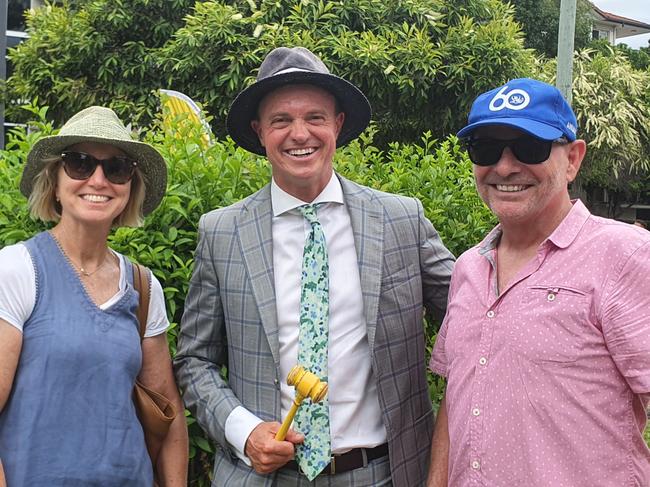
[236,186,281,365]
[235,178,385,363]
[340,176,384,353]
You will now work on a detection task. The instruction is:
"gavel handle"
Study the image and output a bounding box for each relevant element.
[275,394,304,441]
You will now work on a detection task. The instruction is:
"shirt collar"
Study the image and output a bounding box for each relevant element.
[478,199,590,255]
[478,225,503,255]
[545,199,590,249]
[271,173,344,217]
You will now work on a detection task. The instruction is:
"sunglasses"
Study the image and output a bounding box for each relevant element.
[60,151,137,185]
[463,136,569,166]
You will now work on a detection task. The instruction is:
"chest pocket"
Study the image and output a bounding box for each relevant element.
[381,247,418,291]
[509,284,593,364]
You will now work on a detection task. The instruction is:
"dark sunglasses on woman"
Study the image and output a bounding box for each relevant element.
[463,135,569,166]
[61,151,137,184]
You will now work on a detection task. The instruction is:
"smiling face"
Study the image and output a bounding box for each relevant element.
[55,142,132,230]
[251,84,345,202]
[472,126,585,231]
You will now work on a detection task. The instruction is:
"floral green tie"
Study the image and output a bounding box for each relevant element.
[294,204,331,480]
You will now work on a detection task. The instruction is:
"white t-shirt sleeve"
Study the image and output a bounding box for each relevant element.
[0,243,36,332]
[0,244,169,336]
[144,272,169,337]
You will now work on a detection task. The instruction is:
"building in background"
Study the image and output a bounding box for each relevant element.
[589,3,650,45]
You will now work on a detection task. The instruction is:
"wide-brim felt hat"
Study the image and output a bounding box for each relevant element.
[21,106,167,215]
[226,46,371,155]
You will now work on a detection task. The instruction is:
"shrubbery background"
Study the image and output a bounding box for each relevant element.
[6,0,534,146]
[0,105,495,483]
[7,0,648,216]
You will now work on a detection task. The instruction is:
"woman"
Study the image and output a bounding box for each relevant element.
[0,106,188,486]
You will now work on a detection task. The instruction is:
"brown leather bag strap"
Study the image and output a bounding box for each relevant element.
[131,262,151,342]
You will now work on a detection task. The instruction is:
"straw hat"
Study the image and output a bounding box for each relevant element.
[226,47,371,156]
[21,106,167,215]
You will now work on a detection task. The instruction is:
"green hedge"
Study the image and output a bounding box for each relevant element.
[0,105,495,484]
[7,0,534,145]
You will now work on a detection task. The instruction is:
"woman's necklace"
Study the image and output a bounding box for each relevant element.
[75,255,110,277]
[49,231,111,277]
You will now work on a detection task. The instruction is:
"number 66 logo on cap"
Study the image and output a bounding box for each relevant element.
[489,85,531,111]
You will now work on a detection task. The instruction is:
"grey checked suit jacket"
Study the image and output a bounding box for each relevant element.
[174,174,455,486]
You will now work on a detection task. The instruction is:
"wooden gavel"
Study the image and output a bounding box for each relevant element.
[275,365,328,441]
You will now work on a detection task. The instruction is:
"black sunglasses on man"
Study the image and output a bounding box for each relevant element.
[463,135,569,166]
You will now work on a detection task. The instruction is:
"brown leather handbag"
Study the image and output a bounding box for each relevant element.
[132,262,176,484]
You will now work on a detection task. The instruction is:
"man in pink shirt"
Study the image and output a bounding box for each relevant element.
[427,78,650,486]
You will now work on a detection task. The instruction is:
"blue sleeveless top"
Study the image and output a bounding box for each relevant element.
[0,231,153,486]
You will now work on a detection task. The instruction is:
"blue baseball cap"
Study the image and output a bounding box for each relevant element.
[457,78,578,141]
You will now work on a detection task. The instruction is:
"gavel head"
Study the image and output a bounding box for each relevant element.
[286,365,328,403]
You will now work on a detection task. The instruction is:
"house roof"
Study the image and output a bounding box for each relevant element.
[590,3,650,33]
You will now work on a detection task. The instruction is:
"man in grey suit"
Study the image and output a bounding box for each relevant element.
[174,46,455,486]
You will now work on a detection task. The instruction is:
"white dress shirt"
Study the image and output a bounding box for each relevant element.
[225,174,386,463]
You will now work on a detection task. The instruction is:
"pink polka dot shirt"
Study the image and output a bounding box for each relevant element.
[430,200,650,486]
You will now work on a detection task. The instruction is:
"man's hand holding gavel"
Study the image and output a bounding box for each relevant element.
[245,421,304,474]
[245,365,328,474]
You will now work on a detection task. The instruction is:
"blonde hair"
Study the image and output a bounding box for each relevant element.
[28,157,146,227]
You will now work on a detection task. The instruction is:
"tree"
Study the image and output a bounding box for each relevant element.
[7,0,535,144]
[6,0,196,125]
[508,0,594,58]
[613,42,650,71]
[540,47,650,208]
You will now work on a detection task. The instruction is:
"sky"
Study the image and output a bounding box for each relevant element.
[590,0,650,49]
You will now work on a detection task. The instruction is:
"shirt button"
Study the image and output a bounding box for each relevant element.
[479,357,487,366]
[472,460,481,470]
[274,378,280,386]
[547,293,556,301]
[486,310,495,318]
[472,408,480,416]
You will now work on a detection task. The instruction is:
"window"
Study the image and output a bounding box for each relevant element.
[637,208,650,221]
[592,29,610,41]
[8,0,31,32]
